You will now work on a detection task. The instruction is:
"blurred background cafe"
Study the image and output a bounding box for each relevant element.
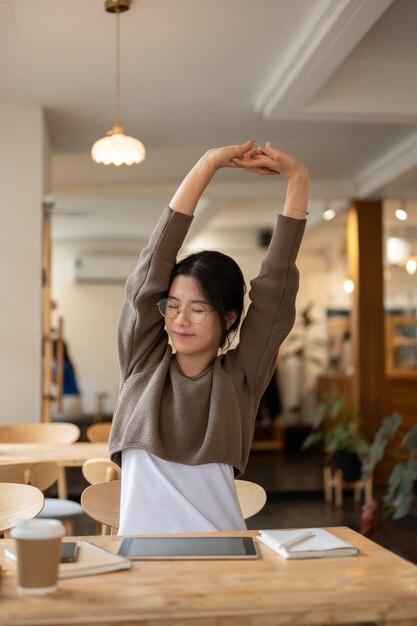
[0,0,416,550]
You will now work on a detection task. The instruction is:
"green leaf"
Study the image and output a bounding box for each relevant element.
[403,421,417,455]
[301,432,322,450]
[363,413,402,477]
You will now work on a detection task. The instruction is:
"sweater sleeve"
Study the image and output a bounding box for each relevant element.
[117,207,193,381]
[237,214,306,397]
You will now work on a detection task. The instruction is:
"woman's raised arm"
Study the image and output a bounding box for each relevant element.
[232,141,309,219]
[169,140,258,216]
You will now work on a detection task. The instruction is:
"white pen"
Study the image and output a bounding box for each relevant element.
[278,530,315,551]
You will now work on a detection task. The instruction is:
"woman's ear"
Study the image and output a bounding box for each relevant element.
[225,310,238,329]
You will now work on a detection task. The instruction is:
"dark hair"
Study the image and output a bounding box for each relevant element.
[169,251,246,349]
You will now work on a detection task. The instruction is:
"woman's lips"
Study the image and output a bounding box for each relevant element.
[173,331,194,339]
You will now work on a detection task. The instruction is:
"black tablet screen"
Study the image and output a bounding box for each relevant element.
[118,536,259,559]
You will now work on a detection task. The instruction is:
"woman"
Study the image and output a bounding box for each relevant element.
[109,140,308,534]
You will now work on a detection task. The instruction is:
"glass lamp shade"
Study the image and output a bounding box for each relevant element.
[91,125,146,166]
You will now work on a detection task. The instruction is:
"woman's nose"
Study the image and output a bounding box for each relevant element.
[175,307,190,324]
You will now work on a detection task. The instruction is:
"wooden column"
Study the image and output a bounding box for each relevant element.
[42,209,52,422]
[347,200,386,442]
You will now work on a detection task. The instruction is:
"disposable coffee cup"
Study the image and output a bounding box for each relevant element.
[10,519,65,596]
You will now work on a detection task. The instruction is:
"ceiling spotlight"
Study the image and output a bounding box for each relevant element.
[343,279,355,294]
[323,208,336,221]
[405,257,417,275]
[395,208,408,221]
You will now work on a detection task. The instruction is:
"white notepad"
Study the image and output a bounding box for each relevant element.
[257,528,359,559]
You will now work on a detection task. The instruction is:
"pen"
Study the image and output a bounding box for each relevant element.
[278,530,315,550]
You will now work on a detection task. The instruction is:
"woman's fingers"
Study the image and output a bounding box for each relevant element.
[235,140,256,155]
[233,142,306,178]
[233,154,277,169]
[232,156,280,175]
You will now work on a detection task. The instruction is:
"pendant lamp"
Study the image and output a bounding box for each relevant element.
[91,0,146,166]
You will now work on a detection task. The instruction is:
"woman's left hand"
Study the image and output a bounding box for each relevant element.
[232,143,306,179]
[205,140,261,170]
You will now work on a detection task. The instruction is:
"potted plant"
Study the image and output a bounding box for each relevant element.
[361,414,417,535]
[302,391,370,480]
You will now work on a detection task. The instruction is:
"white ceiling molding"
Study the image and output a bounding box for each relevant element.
[255,0,394,120]
[355,130,417,198]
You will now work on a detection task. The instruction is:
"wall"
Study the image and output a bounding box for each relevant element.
[51,240,134,415]
[0,104,47,423]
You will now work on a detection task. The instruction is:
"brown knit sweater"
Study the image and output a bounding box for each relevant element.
[109,207,305,476]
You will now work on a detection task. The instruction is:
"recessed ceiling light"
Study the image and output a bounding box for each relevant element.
[343,279,355,294]
[405,257,417,275]
[395,208,408,221]
[323,208,336,221]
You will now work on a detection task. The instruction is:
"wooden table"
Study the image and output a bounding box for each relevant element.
[1,528,417,626]
[0,442,109,498]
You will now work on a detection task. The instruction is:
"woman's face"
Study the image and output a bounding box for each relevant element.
[165,275,222,365]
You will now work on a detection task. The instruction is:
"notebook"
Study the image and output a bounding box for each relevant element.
[5,540,132,578]
[256,528,359,560]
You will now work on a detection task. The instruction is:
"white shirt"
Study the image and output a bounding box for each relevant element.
[118,448,247,535]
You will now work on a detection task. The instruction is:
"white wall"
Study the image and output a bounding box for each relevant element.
[52,241,130,415]
[0,104,47,423]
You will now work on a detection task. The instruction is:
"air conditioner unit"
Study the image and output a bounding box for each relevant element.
[74,254,137,284]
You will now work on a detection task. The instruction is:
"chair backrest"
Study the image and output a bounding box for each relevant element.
[0,483,45,532]
[81,480,121,531]
[86,422,112,443]
[82,458,121,485]
[0,461,61,491]
[0,423,80,444]
[234,480,267,519]
[81,478,267,533]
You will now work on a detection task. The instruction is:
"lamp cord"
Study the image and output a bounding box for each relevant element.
[115,9,121,128]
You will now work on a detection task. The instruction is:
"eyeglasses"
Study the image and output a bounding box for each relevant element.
[157,298,216,324]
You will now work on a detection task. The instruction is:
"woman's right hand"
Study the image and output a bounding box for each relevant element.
[232,142,308,180]
[205,140,259,170]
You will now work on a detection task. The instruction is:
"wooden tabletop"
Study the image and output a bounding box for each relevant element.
[0,442,109,499]
[1,528,417,626]
[0,442,109,466]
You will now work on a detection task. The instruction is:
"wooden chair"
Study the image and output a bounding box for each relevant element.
[0,461,83,534]
[82,458,121,485]
[86,422,111,443]
[0,422,80,499]
[81,480,121,534]
[0,422,80,444]
[81,479,267,534]
[234,480,267,519]
[0,483,45,533]
[323,466,373,507]
[82,459,121,534]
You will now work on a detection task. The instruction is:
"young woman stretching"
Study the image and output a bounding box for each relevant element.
[109,140,309,534]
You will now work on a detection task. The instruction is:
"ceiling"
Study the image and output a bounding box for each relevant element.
[1,0,417,248]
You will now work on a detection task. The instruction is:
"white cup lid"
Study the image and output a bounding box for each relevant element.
[11,519,65,540]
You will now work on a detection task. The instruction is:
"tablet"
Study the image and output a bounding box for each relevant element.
[118,536,259,560]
